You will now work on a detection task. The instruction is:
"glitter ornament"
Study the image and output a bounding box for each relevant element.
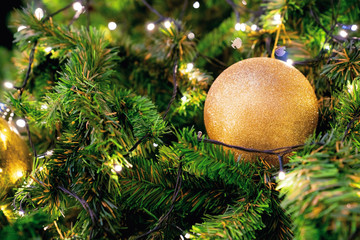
[204,57,318,165]
[0,118,32,188]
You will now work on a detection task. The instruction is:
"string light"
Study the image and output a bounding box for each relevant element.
[16,171,23,178]
[18,210,25,216]
[181,96,187,102]
[278,171,286,180]
[185,233,191,238]
[17,25,27,32]
[351,24,358,31]
[242,0,247,5]
[4,82,13,89]
[273,13,282,24]
[324,43,330,50]
[16,119,26,128]
[153,142,158,147]
[147,23,155,31]
[186,63,194,72]
[187,32,195,40]
[113,164,122,172]
[164,20,171,29]
[286,59,294,66]
[39,166,44,171]
[34,8,44,20]
[108,22,117,30]
[72,1,83,12]
[235,23,241,31]
[46,150,54,156]
[339,30,348,38]
[41,104,48,110]
[0,168,3,173]
[250,24,257,31]
[44,47,52,53]
[193,1,200,9]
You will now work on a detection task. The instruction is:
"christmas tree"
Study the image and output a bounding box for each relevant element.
[0,0,360,239]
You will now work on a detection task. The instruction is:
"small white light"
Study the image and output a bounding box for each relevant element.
[46,150,53,156]
[187,32,195,40]
[17,25,27,32]
[44,47,52,53]
[147,23,155,31]
[44,226,49,231]
[16,171,23,178]
[4,82,14,89]
[235,23,241,31]
[193,1,200,9]
[239,23,246,31]
[347,83,354,94]
[114,164,122,172]
[10,113,14,117]
[6,108,10,112]
[324,43,330,50]
[181,96,187,102]
[108,22,117,31]
[242,0,247,5]
[19,210,25,216]
[41,104,48,110]
[0,168,3,173]
[185,233,191,238]
[39,167,44,171]
[153,143,158,147]
[274,14,281,22]
[72,2,83,12]
[16,119,26,128]
[186,63,194,71]
[164,20,171,29]
[251,24,257,31]
[339,30,348,38]
[34,8,44,20]
[351,24,358,31]
[278,171,286,180]
[286,59,294,66]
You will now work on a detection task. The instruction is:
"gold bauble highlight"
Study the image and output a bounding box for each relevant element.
[204,57,318,166]
[0,118,32,187]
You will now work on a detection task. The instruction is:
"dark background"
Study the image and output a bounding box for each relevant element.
[0,0,23,49]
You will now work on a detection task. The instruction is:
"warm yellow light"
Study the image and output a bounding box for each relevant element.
[16,171,23,178]
[0,168,3,173]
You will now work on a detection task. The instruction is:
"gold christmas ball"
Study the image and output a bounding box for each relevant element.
[204,57,318,166]
[0,118,32,187]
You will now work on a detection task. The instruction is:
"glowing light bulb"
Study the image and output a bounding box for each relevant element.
[39,167,44,171]
[164,20,171,29]
[147,23,155,31]
[274,14,281,22]
[153,142,158,147]
[4,82,13,89]
[324,43,330,50]
[181,96,187,102]
[251,24,257,31]
[41,104,48,110]
[17,25,27,32]
[193,1,200,9]
[72,2,83,12]
[0,168,3,173]
[242,0,247,5]
[34,8,44,20]
[16,171,23,178]
[19,210,25,216]
[16,119,26,128]
[114,164,122,172]
[286,59,294,66]
[278,171,286,180]
[44,47,52,53]
[187,32,195,40]
[186,63,194,71]
[108,22,117,30]
[235,23,241,31]
[46,150,53,156]
[239,23,246,31]
[339,30,348,38]
[185,233,191,238]
[351,24,358,31]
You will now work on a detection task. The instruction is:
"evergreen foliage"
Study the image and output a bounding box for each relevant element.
[0,0,359,239]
